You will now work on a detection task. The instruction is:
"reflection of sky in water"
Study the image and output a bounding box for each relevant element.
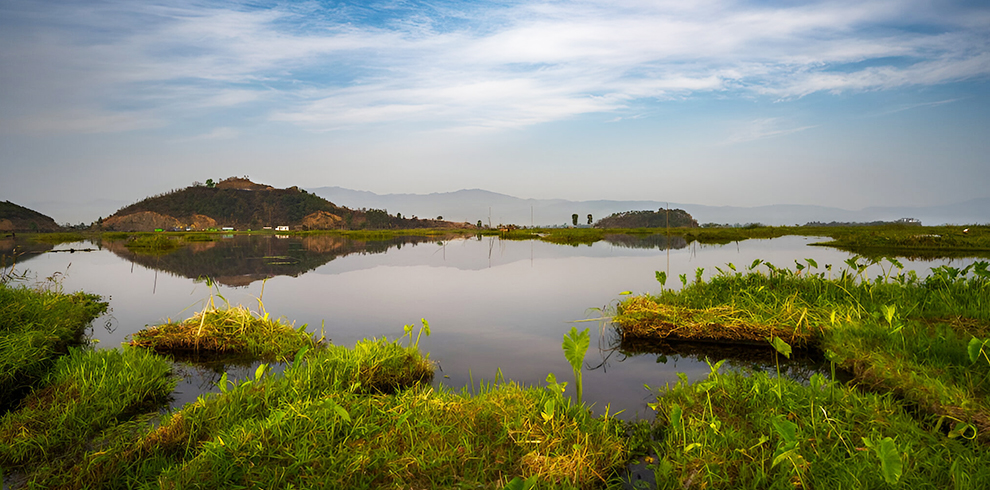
[14,236,985,420]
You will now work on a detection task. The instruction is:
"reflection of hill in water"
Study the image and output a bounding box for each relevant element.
[1,237,55,267]
[101,235,444,287]
[603,234,688,250]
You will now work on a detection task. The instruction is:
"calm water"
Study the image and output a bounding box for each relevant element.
[5,234,982,419]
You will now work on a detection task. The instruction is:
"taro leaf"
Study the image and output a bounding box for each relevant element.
[545,372,567,394]
[805,258,818,269]
[968,337,986,364]
[503,476,538,490]
[770,336,792,359]
[655,270,667,287]
[562,327,590,373]
[771,416,798,444]
[864,437,903,484]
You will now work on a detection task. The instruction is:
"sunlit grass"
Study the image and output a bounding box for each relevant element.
[619,257,990,487]
[26,333,628,489]
[0,282,107,412]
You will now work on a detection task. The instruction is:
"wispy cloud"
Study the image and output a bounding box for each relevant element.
[721,118,817,145]
[2,0,988,133]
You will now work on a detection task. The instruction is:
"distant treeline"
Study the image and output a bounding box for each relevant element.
[803,218,922,227]
[594,209,698,229]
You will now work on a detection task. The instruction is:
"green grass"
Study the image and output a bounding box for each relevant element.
[631,364,990,489]
[29,232,87,245]
[0,282,108,412]
[0,347,175,473]
[130,303,322,363]
[23,334,629,489]
[617,258,990,487]
[123,234,183,255]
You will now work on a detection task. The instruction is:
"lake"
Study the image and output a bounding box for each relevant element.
[4,233,982,420]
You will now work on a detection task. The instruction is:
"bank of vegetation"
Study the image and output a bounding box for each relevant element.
[0,278,108,413]
[617,257,990,488]
[1,280,630,488]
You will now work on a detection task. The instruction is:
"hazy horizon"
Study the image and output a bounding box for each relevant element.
[2,0,989,224]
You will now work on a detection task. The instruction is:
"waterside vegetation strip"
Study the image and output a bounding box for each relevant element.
[0,280,108,412]
[617,258,990,487]
[2,282,630,488]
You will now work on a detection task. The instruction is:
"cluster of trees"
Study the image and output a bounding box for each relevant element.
[594,208,698,229]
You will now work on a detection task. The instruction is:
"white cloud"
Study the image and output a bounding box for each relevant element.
[721,118,818,145]
[2,0,988,133]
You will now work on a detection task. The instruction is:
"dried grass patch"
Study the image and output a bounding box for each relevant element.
[614,296,814,347]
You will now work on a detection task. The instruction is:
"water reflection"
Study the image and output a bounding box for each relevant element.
[11,233,987,422]
[603,233,688,250]
[1,236,54,268]
[613,336,826,382]
[97,234,452,287]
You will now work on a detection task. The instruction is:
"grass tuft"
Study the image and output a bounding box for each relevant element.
[130,304,321,362]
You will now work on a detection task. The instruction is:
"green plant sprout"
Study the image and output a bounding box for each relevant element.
[562,326,590,404]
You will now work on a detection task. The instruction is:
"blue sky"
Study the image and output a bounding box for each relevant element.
[1,0,988,224]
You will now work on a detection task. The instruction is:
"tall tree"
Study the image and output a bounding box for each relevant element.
[572,214,578,226]
[587,214,593,225]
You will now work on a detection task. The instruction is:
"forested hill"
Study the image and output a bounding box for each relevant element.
[0,201,61,232]
[594,208,698,229]
[102,178,469,232]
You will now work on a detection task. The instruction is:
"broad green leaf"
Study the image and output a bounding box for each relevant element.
[805,258,818,269]
[865,437,902,484]
[771,416,798,444]
[655,270,667,287]
[770,336,792,359]
[968,337,985,364]
[255,363,268,381]
[562,327,590,373]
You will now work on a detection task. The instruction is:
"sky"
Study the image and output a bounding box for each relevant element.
[1,0,988,224]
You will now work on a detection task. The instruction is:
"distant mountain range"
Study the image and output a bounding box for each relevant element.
[308,187,990,227]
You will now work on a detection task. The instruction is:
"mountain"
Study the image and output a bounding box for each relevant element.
[307,187,990,227]
[0,201,62,232]
[102,178,469,232]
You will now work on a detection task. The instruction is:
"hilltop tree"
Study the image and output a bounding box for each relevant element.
[205,179,215,188]
[594,209,698,229]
